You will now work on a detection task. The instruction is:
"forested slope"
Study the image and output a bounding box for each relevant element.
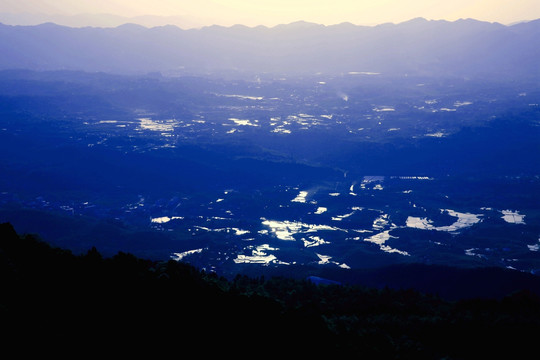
[1,222,540,358]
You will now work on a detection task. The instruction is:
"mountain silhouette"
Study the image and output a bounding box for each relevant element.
[0,18,538,79]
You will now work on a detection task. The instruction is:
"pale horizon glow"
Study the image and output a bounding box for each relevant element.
[0,0,539,28]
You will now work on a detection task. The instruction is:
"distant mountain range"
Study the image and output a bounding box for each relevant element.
[0,12,205,29]
[0,17,539,78]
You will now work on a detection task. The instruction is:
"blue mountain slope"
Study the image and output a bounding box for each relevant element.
[0,18,538,78]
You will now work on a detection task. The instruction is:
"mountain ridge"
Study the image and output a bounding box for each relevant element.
[1,17,539,78]
[0,15,522,30]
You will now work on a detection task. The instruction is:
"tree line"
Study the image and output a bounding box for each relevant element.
[1,222,539,358]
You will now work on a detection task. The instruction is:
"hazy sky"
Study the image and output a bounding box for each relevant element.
[1,0,539,26]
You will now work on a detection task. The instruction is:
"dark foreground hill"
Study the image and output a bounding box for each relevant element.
[2,222,540,358]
